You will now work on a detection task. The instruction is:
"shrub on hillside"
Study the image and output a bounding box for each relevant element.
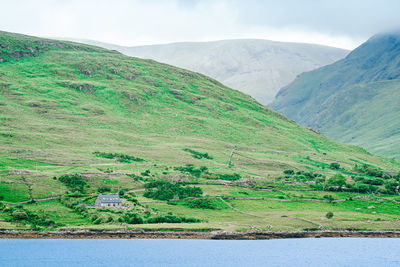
[327,174,346,189]
[144,180,202,201]
[385,182,399,194]
[329,163,340,170]
[326,212,334,219]
[58,174,88,193]
[185,198,217,209]
[141,170,151,176]
[97,187,111,193]
[9,208,58,229]
[183,148,213,160]
[283,169,295,176]
[11,209,28,220]
[93,151,144,163]
[145,215,200,224]
[216,173,241,181]
[175,165,209,178]
[353,164,384,178]
[119,212,143,224]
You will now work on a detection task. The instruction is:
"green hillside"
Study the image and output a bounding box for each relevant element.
[68,38,348,105]
[271,32,400,160]
[0,31,399,232]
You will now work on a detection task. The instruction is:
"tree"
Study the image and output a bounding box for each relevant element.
[326,212,334,219]
[327,174,346,190]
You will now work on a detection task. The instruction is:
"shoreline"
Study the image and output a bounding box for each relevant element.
[2,230,400,240]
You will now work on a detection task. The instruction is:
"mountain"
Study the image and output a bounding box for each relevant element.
[62,38,348,105]
[0,31,399,232]
[271,32,400,160]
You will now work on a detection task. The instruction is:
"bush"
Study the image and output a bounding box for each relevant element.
[293,171,322,181]
[363,178,384,186]
[385,182,399,194]
[122,193,138,204]
[141,170,151,176]
[145,215,200,224]
[283,169,295,176]
[119,188,127,196]
[175,165,208,178]
[185,198,217,209]
[98,187,111,193]
[144,180,203,201]
[183,148,213,160]
[353,164,384,178]
[9,208,57,228]
[329,163,340,170]
[348,183,378,194]
[326,212,334,219]
[93,151,144,163]
[58,174,88,193]
[11,209,28,220]
[216,173,241,181]
[90,214,99,222]
[120,212,143,224]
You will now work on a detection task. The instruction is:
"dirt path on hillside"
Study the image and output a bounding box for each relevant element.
[288,217,323,229]
[218,197,262,218]
[9,196,59,205]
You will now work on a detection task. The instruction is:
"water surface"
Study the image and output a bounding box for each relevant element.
[1,238,399,266]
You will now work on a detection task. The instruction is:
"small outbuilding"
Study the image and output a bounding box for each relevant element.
[95,194,122,208]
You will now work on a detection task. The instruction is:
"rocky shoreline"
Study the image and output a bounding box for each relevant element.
[1,230,400,240]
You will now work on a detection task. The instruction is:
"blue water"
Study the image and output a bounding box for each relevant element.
[0,238,399,266]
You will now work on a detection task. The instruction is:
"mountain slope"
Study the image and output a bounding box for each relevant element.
[66,38,348,105]
[270,32,400,159]
[0,32,365,168]
[0,31,399,232]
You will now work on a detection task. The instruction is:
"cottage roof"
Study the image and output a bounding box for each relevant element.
[97,194,122,203]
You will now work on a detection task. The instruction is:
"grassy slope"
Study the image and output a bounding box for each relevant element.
[64,38,348,105]
[0,31,399,232]
[271,33,400,159]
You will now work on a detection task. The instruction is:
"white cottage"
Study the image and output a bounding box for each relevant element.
[95,194,122,208]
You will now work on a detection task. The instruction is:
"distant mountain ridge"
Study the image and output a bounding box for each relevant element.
[61,38,349,105]
[270,32,400,159]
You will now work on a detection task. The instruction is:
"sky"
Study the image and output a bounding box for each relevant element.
[1,0,400,49]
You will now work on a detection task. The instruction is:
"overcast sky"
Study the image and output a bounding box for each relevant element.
[2,0,400,49]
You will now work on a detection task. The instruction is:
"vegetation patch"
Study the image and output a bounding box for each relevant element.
[183,148,213,160]
[175,165,209,178]
[145,215,201,224]
[4,205,61,230]
[58,174,88,193]
[175,165,241,181]
[93,151,144,163]
[143,180,203,201]
[183,198,221,210]
[215,173,241,181]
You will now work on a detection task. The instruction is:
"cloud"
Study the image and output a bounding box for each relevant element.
[1,0,399,49]
[234,0,400,37]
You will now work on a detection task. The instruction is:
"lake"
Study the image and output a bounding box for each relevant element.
[0,238,399,266]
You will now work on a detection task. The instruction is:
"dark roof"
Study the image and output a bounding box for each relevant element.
[97,194,122,203]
